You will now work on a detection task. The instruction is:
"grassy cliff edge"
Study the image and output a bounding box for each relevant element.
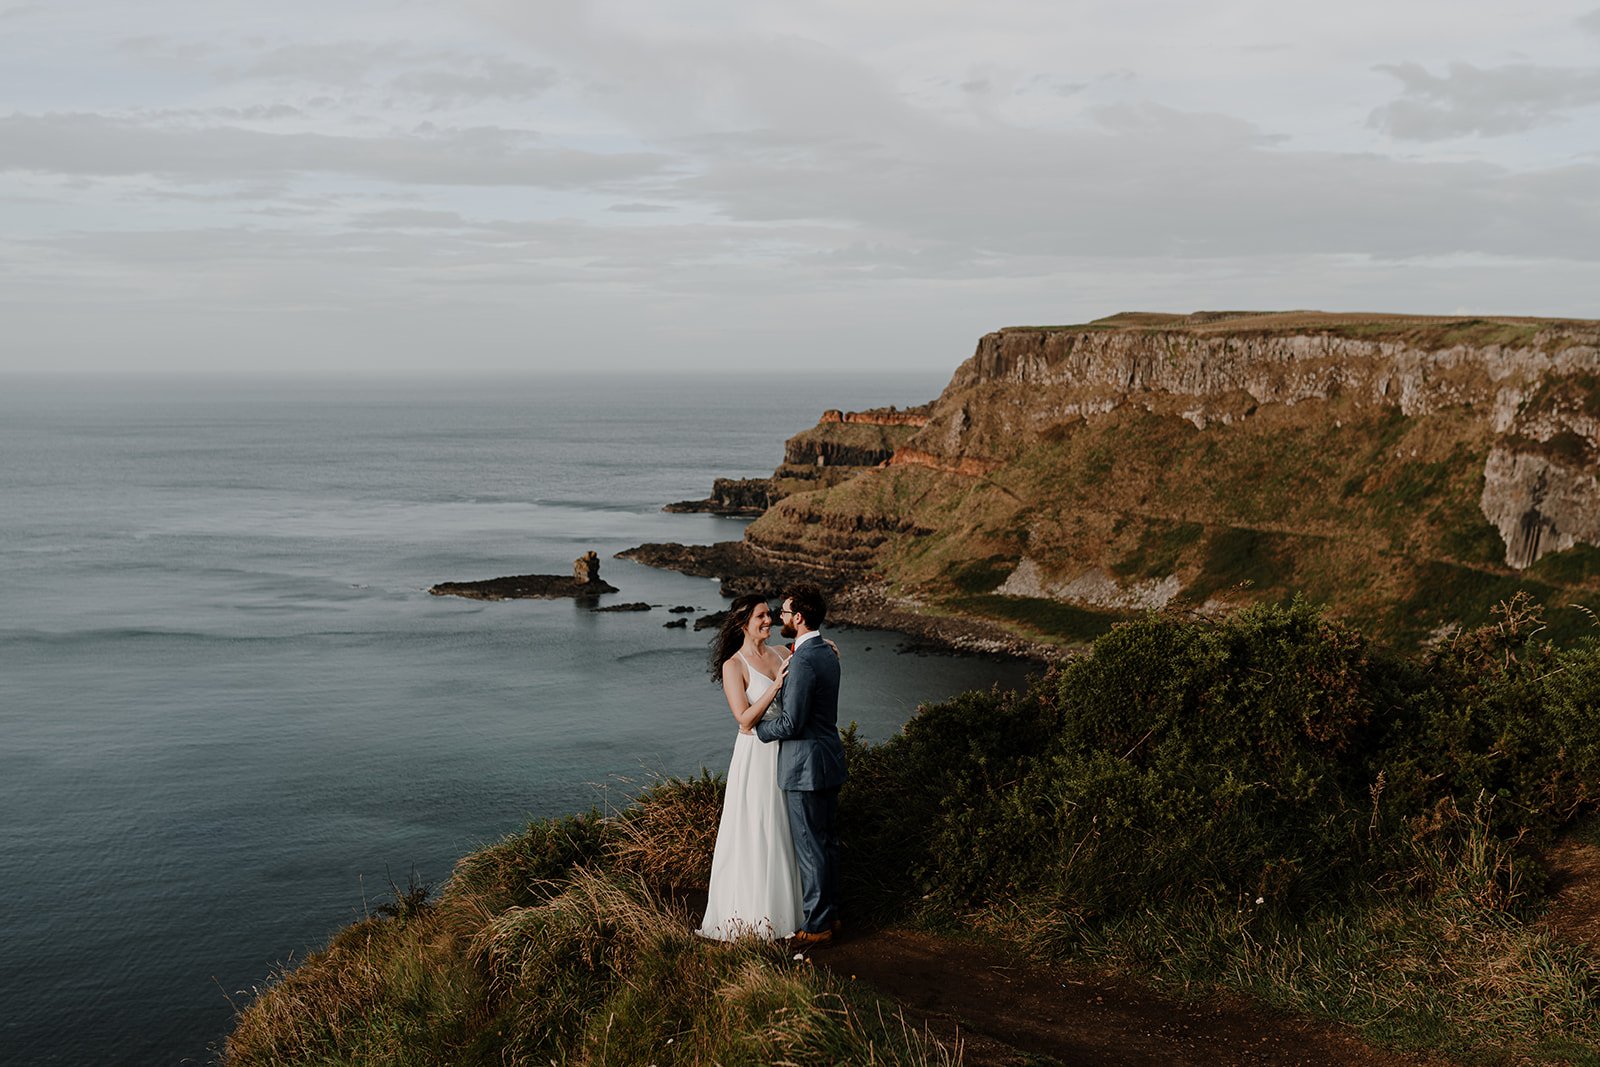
[226,599,1600,1066]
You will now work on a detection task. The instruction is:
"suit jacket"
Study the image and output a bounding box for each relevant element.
[754,635,847,791]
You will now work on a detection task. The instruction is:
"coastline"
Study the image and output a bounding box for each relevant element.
[830,582,1067,663]
[616,540,1067,663]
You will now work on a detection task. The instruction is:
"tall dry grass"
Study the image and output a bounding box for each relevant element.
[227,801,960,1066]
[605,770,724,890]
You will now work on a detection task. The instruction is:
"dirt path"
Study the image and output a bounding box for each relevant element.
[1544,838,1600,947]
[785,835,1600,1065]
[806,928,1448,1067]
[681,888,1447,1065]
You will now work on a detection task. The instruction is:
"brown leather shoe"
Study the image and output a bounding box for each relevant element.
[790,928,834,946]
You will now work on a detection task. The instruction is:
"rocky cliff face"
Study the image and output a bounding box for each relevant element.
[910,314,1600,572]
[665,406,928,516]
[731,312,1600,647]
[663,477,775,516]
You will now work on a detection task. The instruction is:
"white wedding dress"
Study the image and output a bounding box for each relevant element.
[697,651,805,941]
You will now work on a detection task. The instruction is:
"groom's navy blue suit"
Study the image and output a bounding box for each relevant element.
[754,633,846,934]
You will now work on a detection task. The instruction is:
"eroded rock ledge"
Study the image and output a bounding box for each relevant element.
[663,477,774,516]
[664,405,932,517]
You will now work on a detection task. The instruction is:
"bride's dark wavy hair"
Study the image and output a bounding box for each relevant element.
[709,593,769,682]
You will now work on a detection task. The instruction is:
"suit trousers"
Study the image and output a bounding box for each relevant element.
[783,786,841,933]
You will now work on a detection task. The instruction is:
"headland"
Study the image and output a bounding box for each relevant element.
[626,310,1600,651]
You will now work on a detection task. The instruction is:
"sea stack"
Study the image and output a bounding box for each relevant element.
[430,550,621,601]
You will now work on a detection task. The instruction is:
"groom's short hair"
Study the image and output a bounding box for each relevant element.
[785,583,828,631]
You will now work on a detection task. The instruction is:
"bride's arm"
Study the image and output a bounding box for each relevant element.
[721,659,787,733]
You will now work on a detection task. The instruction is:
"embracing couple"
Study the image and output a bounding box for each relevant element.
[697,584,846,947]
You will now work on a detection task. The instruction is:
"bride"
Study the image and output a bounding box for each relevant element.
[697,594,805,940]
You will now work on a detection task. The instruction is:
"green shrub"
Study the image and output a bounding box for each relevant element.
[1403,598,1600,843]
[925,602,1396,914]
[843,598,1600,926]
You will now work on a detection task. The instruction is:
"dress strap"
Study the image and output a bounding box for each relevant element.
[735,649,775,682]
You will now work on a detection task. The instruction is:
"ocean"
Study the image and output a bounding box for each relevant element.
[0,373,1032,1065]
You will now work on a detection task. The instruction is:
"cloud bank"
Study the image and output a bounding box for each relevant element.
[3,0,1598,374]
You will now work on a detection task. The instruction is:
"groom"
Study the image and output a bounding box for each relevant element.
[756,583,847,946]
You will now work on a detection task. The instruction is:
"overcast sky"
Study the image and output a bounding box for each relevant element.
[4,1,1599,375]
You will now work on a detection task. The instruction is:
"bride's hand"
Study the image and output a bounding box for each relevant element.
[773,660,790,688]
[823,638,840,658]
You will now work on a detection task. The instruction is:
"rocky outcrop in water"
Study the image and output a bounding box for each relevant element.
[615,541,769,593]
[664,477,775,516]
[431,551,620,601]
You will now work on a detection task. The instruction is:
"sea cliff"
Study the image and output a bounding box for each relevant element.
[632,311,1600,648]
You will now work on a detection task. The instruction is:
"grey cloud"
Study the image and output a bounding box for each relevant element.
[1369,61,1600,140]
[674,99,1600,265]
[1092,100,1287,145]
[347,209,471,229]
[0,112,671,187]
[390,59,558,105]
[225,41,407,82]
[12,214,867,314]
[125,37,557,105]
[1581,9,1600,35]
[118,36,215,67]
[126,181,297,204]
[211,105,305,121]
[15,3,1600,376]
[232,42,559,104]
[471,8,1600,272]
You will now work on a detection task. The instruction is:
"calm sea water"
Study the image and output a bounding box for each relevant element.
[0,374,1031,1066]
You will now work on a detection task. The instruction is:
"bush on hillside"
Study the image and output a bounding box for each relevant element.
[841,599,1600,924]
[1402,595,1600,843]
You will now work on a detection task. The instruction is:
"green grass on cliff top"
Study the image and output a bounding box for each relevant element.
[995,310,1595,347]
